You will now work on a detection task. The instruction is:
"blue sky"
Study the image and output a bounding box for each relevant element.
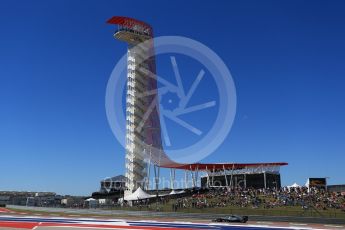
[0,0,344,195]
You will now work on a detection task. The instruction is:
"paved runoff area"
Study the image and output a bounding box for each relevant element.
[1,208,344,230]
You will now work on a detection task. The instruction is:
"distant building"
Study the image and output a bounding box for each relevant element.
[0,196,10,206]
[100,175,126,193]
[0,191,58,206]
[0,191,84,207]
[84,198,98,208]
[26,197,36,206]
[91,175,126,201]
[61,198,72,206]
[60,196,84,208]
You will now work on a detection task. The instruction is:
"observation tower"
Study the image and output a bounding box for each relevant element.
[107,16,163,195]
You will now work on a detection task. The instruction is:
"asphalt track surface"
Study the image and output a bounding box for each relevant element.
[1,215,344,230]
[8,205,345,225]
[1,207,345,229]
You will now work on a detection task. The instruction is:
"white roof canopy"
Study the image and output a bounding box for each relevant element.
[288,182,301,188]
[124,187,154,201]
[169,190,185,195]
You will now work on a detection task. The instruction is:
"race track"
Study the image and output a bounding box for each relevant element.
[0,208,344,230]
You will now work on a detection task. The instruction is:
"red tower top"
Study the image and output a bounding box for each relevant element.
[107,16,153,37]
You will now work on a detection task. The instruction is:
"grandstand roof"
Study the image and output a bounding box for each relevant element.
[160,162,288,171]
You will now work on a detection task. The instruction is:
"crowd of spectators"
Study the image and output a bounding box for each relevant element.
[171,187,345,212]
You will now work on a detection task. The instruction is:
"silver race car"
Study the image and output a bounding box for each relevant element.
[212,215,248,223]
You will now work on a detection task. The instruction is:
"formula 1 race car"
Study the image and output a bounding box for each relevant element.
[212,215,248,223]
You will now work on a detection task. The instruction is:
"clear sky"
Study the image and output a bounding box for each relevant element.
[0,0,344,195]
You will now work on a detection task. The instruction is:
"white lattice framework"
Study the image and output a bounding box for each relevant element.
[109,16,164,195]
